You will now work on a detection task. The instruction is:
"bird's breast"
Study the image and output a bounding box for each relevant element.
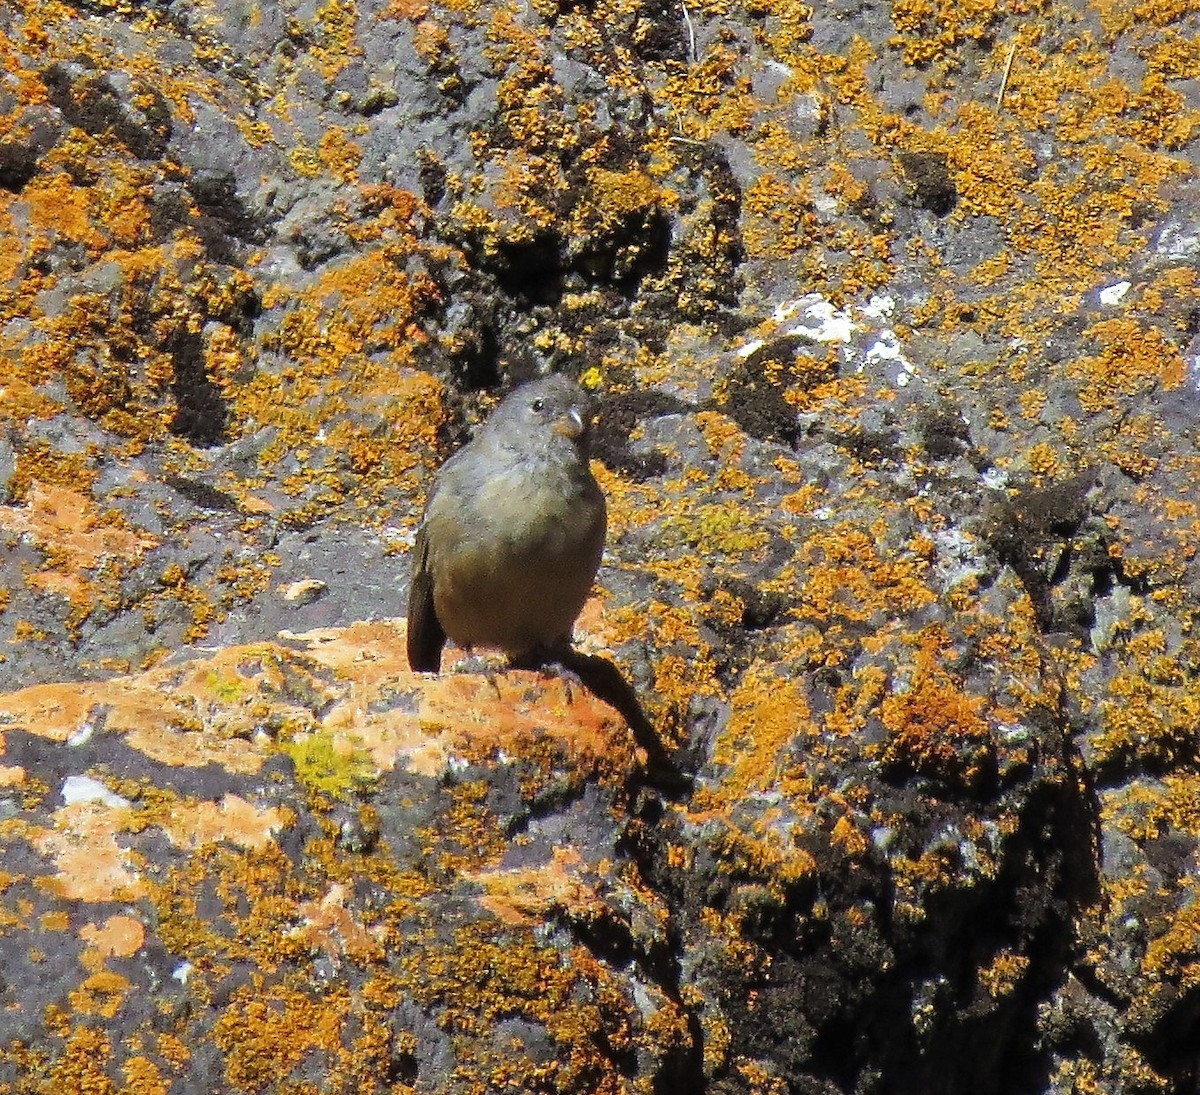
[473,461,604,560]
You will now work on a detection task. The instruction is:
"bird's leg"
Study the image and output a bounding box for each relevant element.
[508,644,579,702]
[449,648,505,697]
[448,648,490,674]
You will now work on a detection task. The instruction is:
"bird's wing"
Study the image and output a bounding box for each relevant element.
[406,524,446,672]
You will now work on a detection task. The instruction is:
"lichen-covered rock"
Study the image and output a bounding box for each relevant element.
[2,0,1200,1090]
[0,625,683,1093]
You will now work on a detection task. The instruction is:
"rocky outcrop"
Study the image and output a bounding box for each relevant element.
[1,0,1199,1091]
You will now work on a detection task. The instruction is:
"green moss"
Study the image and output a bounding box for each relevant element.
[283,730,377,801]
[660,502,771,557]
[202,668,252,706]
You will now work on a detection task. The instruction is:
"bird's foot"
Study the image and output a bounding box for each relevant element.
[507,648,581,703]
[448,650,500,675]
[445,651,506,697]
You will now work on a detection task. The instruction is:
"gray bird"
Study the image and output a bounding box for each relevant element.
[406,374,608,673]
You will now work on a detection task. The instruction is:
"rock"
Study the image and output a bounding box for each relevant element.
[2,0,1200,1089]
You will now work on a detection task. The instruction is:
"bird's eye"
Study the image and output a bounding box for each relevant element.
[531,398,545,412]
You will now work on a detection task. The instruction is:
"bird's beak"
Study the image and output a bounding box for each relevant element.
[554,407,586,439]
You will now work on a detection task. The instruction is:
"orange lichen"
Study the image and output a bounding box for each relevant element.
[399,920,645,1094]
[43,1025,117,1094]
[1094,671,1200,772]
[743,173,818,259]
[121,1055,171,1095]
[160,795,286,852]
[1027,441,1064,477]
[1067,318,1186,414]
[288,883,386,966]
[31,799,148,903]
[1139,879,1200,997]
[797,522,938,625]
[213,980,350,1091]
[4,444,99,503]
[0,481,155,565]
[319,127,364,184]
[889,0,1002,66]
[24,170,104,253]
[878,663,996,789]
[571,165,677,236]
[69,971,133,1020]
[80,915,146,965]
[708,662,815,797]
[472,846,607,926]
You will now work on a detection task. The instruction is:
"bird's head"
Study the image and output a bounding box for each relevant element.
[486,374,596,455]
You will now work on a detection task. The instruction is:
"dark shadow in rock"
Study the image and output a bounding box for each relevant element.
[169,329,228,446]
[455,320,503,392]
[479,206,673,307]
[0,142,40,193]
[915,402,989,470]
[417,150,447,207]
[1128,979,1200,1088]
[716,335,837,448]
[716,367,801,447]
[897,150,958,216]
[985,473,1139,637]
[187,169,264,247]
[592,389,692,481]
[164,475,240,512]
[387,1048,420,1085]
[629,0,690,62]
[628,670,1104,1095]
[492,235,566,306]
[1048,674,1104,916]
[42,62,172,160]
[605,211,673,298]
[708,574,791,634]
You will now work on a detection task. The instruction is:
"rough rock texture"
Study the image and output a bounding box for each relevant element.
[1,0,1199,1092]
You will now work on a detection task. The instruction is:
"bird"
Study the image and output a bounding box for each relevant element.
[406,374,608,674]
